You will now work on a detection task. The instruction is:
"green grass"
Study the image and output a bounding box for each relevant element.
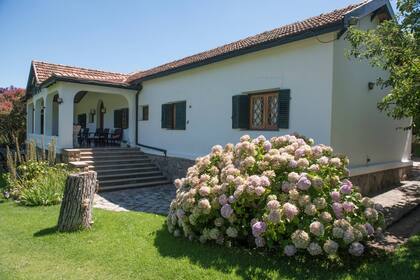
[0,201,419,280]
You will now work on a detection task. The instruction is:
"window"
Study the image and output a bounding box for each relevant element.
[114,108,129,129]
[139,105,149,121]
[249,93,278,130]
[77,114,87,128]
[161,101,186,130]
[232,89,290,130]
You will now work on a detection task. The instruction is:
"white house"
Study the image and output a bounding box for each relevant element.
[25,0,412,191]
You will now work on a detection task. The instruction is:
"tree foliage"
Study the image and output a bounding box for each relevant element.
[346,0,419,132]
[0,86,26,145]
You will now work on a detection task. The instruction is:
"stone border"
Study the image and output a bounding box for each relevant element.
[350,166,412,196]
[146,153,194,182]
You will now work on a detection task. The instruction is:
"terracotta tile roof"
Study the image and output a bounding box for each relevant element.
[30,0,378,88]
[126,0,370,82]
[32,60,130,86]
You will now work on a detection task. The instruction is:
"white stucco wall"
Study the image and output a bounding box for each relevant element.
[26,82,137,150]
[331,15,411,169]
[138,34,335,159]
[73,92,131,142]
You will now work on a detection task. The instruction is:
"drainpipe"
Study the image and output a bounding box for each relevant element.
[134,83,167,157]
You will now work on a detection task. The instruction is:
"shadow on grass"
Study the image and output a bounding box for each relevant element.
[33,226,58,237]
[153,225,420,279]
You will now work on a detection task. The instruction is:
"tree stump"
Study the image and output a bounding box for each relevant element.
[57,171,97,232]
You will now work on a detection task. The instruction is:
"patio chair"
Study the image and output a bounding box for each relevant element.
[109,128,123,146]
[100,128,110,146]
[78,128,90,146]
[89,128,103,146]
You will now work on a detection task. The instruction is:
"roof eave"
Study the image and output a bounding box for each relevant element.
[40,75,137,90]
[343,0,394,27]
[129,21,344,84]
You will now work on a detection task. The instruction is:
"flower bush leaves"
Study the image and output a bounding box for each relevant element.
[167,134,384,257]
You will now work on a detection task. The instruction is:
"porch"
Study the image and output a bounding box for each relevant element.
[26,82,137,151]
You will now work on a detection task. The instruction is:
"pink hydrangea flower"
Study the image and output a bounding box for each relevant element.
[349,242,364,256]
[331,191,341,202]
[267,200,280,210]
[343,201,355,213]
[283,202,299,220]
[221,204,233,218]
[284,245,297,256]
[310,221,325,236]
[263,140,272,151]
[364,223,375,236]
[252,221,267,237]
[218,194,228,206]
[340,179,353,194]
[297,176,311,191]
[332,202,343,218]
[255,186,266,196]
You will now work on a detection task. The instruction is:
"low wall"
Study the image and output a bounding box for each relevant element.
[149,153,412,197]
[350,166,412,196]
[146,153,194,182]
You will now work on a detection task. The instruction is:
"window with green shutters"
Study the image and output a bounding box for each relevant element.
[114,108,129,129]
[232,89,290,130]
[161,101,186,130]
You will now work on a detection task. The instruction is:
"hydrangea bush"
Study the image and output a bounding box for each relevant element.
[167,134,384,257]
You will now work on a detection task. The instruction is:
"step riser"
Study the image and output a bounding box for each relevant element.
[80,152,145,156]
[92,163,156,170]
[99,177,167,187]
[96,166,160,176]
[97,167,159,176]
[99,180,171,192]
[87,160,152,166]
[98,172,163,180]
[81,156,148,161]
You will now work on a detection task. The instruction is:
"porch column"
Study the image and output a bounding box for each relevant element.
[34,97,45,134]
[57,88,76,149]
[27,102,34,135]
[127,93,137,147]
[44,93,54,136]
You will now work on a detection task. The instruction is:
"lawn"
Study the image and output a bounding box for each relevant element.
[0,200,419,280]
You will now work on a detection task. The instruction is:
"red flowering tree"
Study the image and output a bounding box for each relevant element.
[0,86,26,145]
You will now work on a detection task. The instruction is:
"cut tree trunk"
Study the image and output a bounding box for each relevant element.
[57,171,97,232]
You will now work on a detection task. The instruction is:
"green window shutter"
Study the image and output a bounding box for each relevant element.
[161,104,173,129]
[114,109,122,128]
[174,101,186,130]
[277,89,290,129]
[121,108,129,129]
[232,95,249,129]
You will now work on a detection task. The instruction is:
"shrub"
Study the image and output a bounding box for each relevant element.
[167,134,384,257]
[4,161,70,206]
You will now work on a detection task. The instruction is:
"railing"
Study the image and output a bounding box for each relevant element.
[137,143,167,158]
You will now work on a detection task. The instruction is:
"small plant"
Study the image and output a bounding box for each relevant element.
[47,137,57,164]
[26,139,37,162]
[4,137,71,206]
[19,164,68,206]
[167,134,384,257]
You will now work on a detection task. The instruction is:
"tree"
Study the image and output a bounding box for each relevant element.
[346,0,419,132]
[0,86,26,145]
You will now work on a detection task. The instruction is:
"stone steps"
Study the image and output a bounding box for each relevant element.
[73,148,169,192]
[97,166,160,176]
[99,180,171,192]
[372,178,420,228]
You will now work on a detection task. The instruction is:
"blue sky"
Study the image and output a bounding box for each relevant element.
[0,0,387,87]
